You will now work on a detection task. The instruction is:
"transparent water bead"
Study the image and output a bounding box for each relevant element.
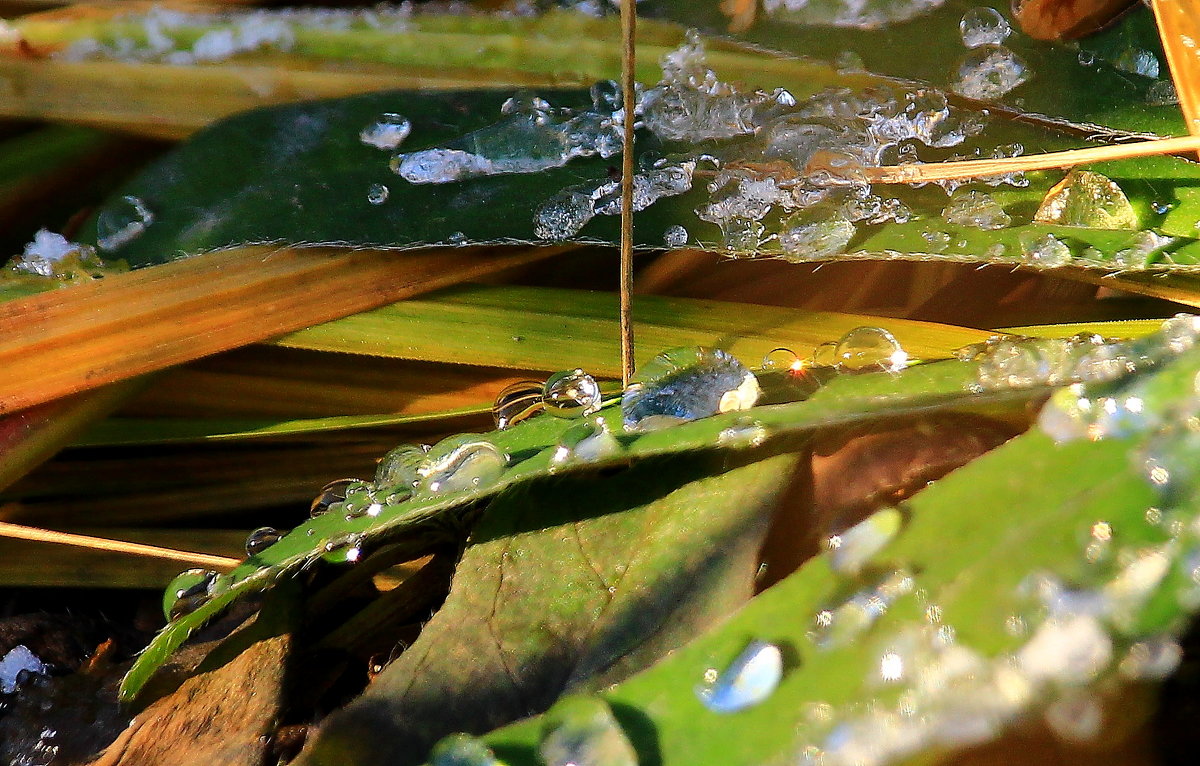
[663,224,689,248]
[367,183,389,205]
[245,526,283,557]
[960,7,1011,48]
[1018,232,1072,268]
[717,417,770,449]
[551,418,622,467]
[1016,614,1112,683]
[942,191,1010,230]
[1114,48,1160,79]
[1118,636,1182,680]
[952,45,1029,100]
[0,644,47,693]
[323,533,366,564]
[492,380,545,430]
[810,341,839,368]
[375,444,430,489]
[622,347,760,432]
[540,697,638,766]
[812,570,914,649]
[827,508,903,575]
[430,733,499,766]
[1044,693,1103,743]
[834,327,908,373]
[778,210,856,261]
[310,478,361,517]
[163,568,218,620]
[1160,314,1200,355]
[761,347,802,372]
[360,113,411,151]
[696,640,783,713]
[96,195,154,251]
[418,436,508,494]
[1111,231,1175,269]
[1034,170,1137,230]
[544,369,603,418]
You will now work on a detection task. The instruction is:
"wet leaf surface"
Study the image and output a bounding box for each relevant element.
[303,451,799,766]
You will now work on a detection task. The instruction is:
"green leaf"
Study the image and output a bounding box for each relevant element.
[303,451,801,766]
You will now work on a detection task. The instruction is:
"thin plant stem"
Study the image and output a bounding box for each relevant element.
[0,520,240,570]
[619,0,637,387]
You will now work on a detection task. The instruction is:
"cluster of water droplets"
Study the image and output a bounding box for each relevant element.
[59,5,414,64]
[951,7,1028,101]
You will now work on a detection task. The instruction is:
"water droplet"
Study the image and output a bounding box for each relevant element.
[544,369,603,419]
[1015,614,1112,683]
[811,570,914,648]
[1113,47,1160,78]
[367,183,389,205]
[663,224,689,248]
[778,210,856,261]
[952,45,1029,100]
[1151,198,1175,215]
[430,733,499,766]
[492,380,545,430]
[1110,230,1175,269]
[622,347,760,432]
[1018,232,1072,268]
[696,640,783,713]
[1118,636,1182,680]
[551,418,622,467]
[0,645,47,694]
[1043,692,1103,743]
[323,533,366,564]
[827,508,904,575]
[1034,170,1137,230]
[164,568,218,620]
[810,341,839,368]
[761,347,801,372]
[1078,50,1096,66]
[96,195,154,251]
[1160,314,1200,355]
[310,478,361,518]
[834,327,908,373]
[375,445,430,489]
[959,7,1011,48]
[418,436,508,494]
[716,417,770,448]
[942,191,1010,230]
[1147,79,1180,106]
[245,526,283,557]
[540,697,637,766]
[360,113,411,151]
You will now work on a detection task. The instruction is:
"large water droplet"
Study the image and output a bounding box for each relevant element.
[551,418,622,467]
[0,645,47,694]
[1034,170,1137,230]
[418,436,508,494]
[310,478,361,518]
[663,224,689,248]
[430,733,499,766]
[245,526,283,557]
[696,640,783,713]
[360,113,412,150]
[761,347,802,372]
[827,508,904,575]
[834,327,908,373]
[323,533,367,564]
[778,210,856,261]
[375,445,430,489]
[942,191,1010,230]
[164,568,218,620]
[544,369,603,419]
[952,45,1028,100]
[540,697,638,766]
[492,380,545,430]
[622,348,759,432]
[812,571,914,649]
[97,195,154,251]
[959,7,1011,48]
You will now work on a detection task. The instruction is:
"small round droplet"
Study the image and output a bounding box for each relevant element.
[375,444,430,489]
[245,527,283,557]
[959,7,1011,48]
[96,195,154,251]
[367,183,389,205]
[310,478,360,518]
[492,380,545,429]
[544,369,603,419]
[834,327,908,373]
[360,113,412,151]
[163,568,217,621]
[761,347,802,372]
[1152,199,1175,215]
[696,640,783,713]
[323,533,366,564]
[663,224,689,248]
[430,733,499,766]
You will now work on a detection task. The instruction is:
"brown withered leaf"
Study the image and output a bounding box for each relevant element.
[1013,0,1137,41]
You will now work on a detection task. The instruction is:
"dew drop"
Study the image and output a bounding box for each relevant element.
[0,645,47,694]
[96,195,154,251]
[492,380,545,430]
[367,183,389,205]
[1043,693,1103,743]
[1118,636,1182,680]
[375,444,430,489]
[663,224,689,248]
[323,533,366,564]
[834,326,908,373]
[430,733,499,766]
[544,369,603,419]
[540,697,638,766]
[810,341,839,368]
[827,507,904,575]
[952,45,1029,100]
[360,113,412,151]
[1152,199,1175,215]
[551,418,622,467]
[696,640,783,713]
[310,478,361,518]
[1034,170,1137,230]
[163,568,218,620]
[1015,614,1112,684]
[716,417,770,448]
[942,190,1010,230]
[245,526,283,557]
[778,210,856,261]
[622,347,760,432]
[761,347,802,372]
[418,436,508,494]
[959,7,1011,48]
[1018,232,1072,268]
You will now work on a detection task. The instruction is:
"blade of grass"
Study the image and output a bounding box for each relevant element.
[273,284,994,376]
[0,244,566,415]
[0,520,239,570]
